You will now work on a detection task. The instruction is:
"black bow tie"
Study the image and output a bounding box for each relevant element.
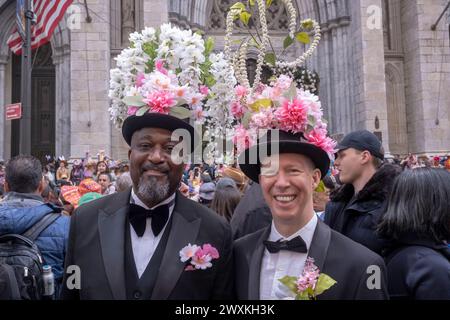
[129,203,170,237]
[264,236,308,254]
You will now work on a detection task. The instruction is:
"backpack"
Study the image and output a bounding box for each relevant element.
[0,209,61,300]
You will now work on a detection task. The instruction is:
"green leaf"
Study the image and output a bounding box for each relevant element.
[314,274,337,296]
[242,111,253,129]
[249,99,272,112]
[283,82,298,100]
[283,36,294,49]
[296,292,310,300]
[278,276,299,294]
[249,0,255,6]
[307,115,316,126]
[205,37,215,56]
[230,2,246,11]
[266,0,274,7]
[136,106,150,116]
[296,32,311,44]
[301,19,314,30]
[170,106,192,119]
[240,11,251,26]
[195,30,205,36]
[264,53,276,67]
[123,95,146,107]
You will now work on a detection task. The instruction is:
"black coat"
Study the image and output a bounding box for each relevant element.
[234,220,389,300]
[230,183,272,240]
[324,164,401,254]
[61,189,234,300]
[382,236,450,300]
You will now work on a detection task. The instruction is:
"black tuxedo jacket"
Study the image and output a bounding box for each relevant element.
[234,220,389,300]
[61,189,234,300]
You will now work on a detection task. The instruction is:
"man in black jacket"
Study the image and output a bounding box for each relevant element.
[235,130,389,300]
[324,130,401,255]
[61,113,233,300]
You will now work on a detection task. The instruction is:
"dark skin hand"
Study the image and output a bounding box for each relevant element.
[128,127,185,208]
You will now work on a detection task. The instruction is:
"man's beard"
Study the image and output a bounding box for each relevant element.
[137,175,170,206]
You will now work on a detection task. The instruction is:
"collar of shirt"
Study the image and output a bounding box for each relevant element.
[268,213,318,251]
[130,188,176,214]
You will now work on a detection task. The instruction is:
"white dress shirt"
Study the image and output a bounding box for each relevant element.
[129,189,176,278]
[260,214,318,300]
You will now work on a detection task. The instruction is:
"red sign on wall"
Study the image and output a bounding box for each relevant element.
[6,103,22,120]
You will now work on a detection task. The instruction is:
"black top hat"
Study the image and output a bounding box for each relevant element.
[122,113,197,151]
[238,130,331,183]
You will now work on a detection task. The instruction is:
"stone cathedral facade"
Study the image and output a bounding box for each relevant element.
[0,0,449,162]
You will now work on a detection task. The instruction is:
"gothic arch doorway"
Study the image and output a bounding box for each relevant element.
[11,43,55,161]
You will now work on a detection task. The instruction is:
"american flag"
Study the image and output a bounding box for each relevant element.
[7,0,73,55]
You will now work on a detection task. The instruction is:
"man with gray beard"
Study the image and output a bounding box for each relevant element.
[61,113,234,300]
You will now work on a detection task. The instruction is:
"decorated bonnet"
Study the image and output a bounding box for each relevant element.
[222,0,337,180]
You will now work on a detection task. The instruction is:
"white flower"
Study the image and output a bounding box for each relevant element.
[179,244,200,263]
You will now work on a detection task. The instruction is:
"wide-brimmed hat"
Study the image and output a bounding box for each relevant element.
[238,130,331,183]
[61,178,102,208]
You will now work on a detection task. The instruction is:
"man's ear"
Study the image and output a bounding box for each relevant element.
[128,148,132,160]
[360,151,372,165]
[4,181,9,193]
[312,169,322,190]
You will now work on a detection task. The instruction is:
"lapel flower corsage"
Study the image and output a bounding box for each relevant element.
[179,244,219,271]
[279,257,337,300]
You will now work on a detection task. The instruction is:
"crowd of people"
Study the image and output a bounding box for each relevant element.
[0,129,449,300]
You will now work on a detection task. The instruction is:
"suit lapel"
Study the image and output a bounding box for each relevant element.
[248,227,271,300]
[98,190,131,300]
[151,193,201,299]
[307,220,331,272]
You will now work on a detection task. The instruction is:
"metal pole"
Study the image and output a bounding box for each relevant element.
[20,0,32,155]
[431,1,450,30]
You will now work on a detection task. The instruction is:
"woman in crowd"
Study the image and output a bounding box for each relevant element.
[210,178,242,222]
[56,159,70,182]
[95,160,110,180]
[378,168,450,300]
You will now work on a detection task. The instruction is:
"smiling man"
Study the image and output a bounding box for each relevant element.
[61,113,233,300]
[234,130,389,300]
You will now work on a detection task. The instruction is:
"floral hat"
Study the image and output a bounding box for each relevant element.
[222,0,336,182]
[109,23,236,151]
[61,178,102,208]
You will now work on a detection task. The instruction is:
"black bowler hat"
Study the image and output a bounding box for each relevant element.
[238,130,331,183]
[336,130,384,160]
[122,113,196,150]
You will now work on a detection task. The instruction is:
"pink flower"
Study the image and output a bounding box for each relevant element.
[136,73,146,88]
[193,106,207,124]
[296,258,321,292]
[233,125,253,154]
[274,98,308,133]
[231,101,245,118]
[235,85,248,100]
[143,90,175,114]
[250,110,274,129]
[305,128,337,155]
[188,92,205,107]
[192,249,213,270]
[155,59,168,75]
[127,106,139,116]
[202,244,220,259]
[179,244,200,263]
[199,85,209,96]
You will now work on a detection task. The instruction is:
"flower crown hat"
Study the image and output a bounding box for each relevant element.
[223,0,337,182]
[109,23,236,151]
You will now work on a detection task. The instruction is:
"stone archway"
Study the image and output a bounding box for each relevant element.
[0,0,71,159]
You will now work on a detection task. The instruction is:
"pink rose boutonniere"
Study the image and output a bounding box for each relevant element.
[279,258,337,300]
[179,244,220,271]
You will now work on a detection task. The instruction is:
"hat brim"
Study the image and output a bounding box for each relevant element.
[238,140,330,183]
[122,113,197,150]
